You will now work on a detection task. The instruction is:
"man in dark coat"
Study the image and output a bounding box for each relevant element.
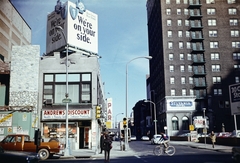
[100,132,104,154]
[103,133,112,162]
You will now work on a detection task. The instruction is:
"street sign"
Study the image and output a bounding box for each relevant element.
[62,98,72,103]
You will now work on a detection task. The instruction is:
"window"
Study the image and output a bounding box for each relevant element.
[166,9,171,15]
[211,53,219,60]
[235,76,240,83]
[188,65,192,72]
[168,30,172,37]
[232,42,240,48]
[180,65,185,72]
[207,8,215,15]
[167,20,172,26]
[208,19,216,26]
[229,8,237,15]
[166,0,170,4]
[182,89,187,96]
[170,77,175,84]
[213,76,221,84]
[170,65,174,72]
[171,89,176,96]
[185,20,189,26]
[225,101,230,108]
[172,117,179,130]
[178,31,183,37]
[177,9,181,15]
[178,19,182,26]
[206,0,215,4]
[168,42,173,49]
[230,19,238,26]
[234,64,240,69]
[210,42,218,48]
[184,9,188,15]
[231,30,239,37]
[233,53,240,60]
[187,54,192,60]
[180,53,184,60]
[169,53,174,60]
[190,89,194,96]
[209,30,217,37]
[186,31,190,37]
[189,77,193,84]
[176,0,180,4]
[214,89,222,95]
[181,77,186,84]
[186,42,191,49]
[228,0,236,4]
[182,117,189,130]
[212,65,220,72]
[179,42,183,49]
[184,0,188,4]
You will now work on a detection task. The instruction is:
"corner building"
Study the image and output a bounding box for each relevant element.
[146,0,240,136]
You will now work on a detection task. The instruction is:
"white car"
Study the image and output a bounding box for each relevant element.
[130,135,137,141]
[141,136,149,141]
[151,134,162,144]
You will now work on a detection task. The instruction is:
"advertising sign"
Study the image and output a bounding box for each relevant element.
[46,1,98,55]
[229,83,240,115]
[166,97,195,111]
[106,98,113,129]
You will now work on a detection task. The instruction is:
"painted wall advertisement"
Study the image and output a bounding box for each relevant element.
[46,1,98,55]
[229,83,240,115]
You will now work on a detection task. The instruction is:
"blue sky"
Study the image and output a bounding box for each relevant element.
[10,0,150,124]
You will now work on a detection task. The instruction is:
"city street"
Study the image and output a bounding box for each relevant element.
[39,140,233,163]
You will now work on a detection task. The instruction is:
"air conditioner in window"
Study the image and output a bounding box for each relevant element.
[45,99,53,105]
[171,81,174,84]
[182,82,186,84]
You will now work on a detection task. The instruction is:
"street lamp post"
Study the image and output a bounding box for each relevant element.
[144,100,157,135]
[55,26,70,156]
[125,56,152,150]
[203,108,206,148]
[115,113,124,128]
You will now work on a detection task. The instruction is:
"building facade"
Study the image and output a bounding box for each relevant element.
[146,0,240,136]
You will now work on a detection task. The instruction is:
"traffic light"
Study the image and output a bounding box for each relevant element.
[123,117,127,128]
[96,105,101,119]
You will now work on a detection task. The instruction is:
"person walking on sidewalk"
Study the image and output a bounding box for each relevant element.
[210,131,216,148]
[100,132,104,154]
[103,133,112,163]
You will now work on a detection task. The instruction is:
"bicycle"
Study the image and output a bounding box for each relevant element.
[153,143,176,156]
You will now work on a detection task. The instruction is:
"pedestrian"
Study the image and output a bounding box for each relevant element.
[99,132,104,154]
[103,133,112,162]
[210,131,216,148]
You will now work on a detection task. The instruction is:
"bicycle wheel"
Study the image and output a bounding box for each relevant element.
[153,146,163,156]
[166,146,175,156]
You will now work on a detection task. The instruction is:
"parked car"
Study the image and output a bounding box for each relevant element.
[141,136,149,141]
[217,132,231,137]
[130,135,137,141]
[150,134,162,144]
[232,146,240,162]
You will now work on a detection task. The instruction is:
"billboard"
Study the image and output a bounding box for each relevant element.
[229,83,240,115]
[46,1,98,55]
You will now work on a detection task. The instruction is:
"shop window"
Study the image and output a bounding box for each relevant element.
[182,116,189,130]
[172,117,179,130]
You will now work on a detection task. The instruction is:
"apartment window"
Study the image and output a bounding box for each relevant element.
[233,53,240,60]
[184,9,189,15]
[210,42,218,48]
[180,65,185,72]
[181,77,186,84]
[186,31,190,37]
[213,76,221,84]
[177,9,181,15]
[214,89,222,95]
[209,30,217,37]
[182,89,187,96]
[212,65,221,72]
[178,31,183,37]
[166,0,170,4]
[180,53,184,60]
[228,0,236,4]
[211,53,219,60]
[225,101,230,108]
[206,0,215,4]
[168,42,173,49]
[187,54,192,60]
[207,8,215,15]
[170,77,175,84]
[167,20,172,26]
[169,53,174,60]
[186,42,191,49]
[189,77,193,84]
[208,19,216,26]
[232,42,240,48]
[230,19,238,26]
[166,9,171,15]
[190,89,194,96]
[176,0,180,4]
[168,31,172,37]
[184,0,188,4]
[171,89,176,96]
[235,76,240,83]
[231,30,239,37]
[234,64,240,69]
[170,65,174,72]
[188,65,192,72]
[229,8,237,15]
[179,42,183,49]
[178,19,182,26]
[185,20,189,26]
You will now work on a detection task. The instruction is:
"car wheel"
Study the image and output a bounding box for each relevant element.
[38,148,50,160]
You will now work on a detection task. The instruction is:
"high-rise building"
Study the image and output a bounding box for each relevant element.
[146,0,240,136]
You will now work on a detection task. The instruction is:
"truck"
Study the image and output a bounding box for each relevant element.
[0,134,62,160]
